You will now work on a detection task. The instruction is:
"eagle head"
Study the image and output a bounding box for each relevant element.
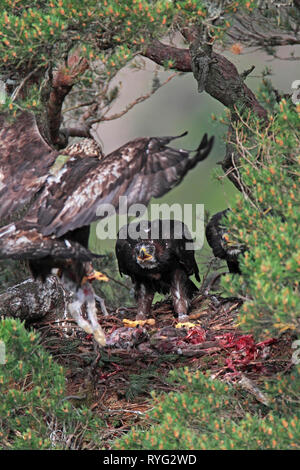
[135,242,157,269]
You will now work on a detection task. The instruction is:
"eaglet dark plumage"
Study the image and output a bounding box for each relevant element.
[205,209,245,274]
[116,219,200,321]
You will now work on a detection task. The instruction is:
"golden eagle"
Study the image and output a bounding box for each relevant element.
[205,209,244,274]
[0,111,214,344]
[116,219,200,321]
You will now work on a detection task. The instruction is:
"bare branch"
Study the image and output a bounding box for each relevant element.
[47,52,89,147]
[11,65,45,102]
[228,11,300,49]
[88,72,179,126]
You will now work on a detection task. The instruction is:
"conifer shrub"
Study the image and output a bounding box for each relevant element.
[0,318,104,449]
[114,366,300,450]
[0,1,250,103]
[220,93,300,339]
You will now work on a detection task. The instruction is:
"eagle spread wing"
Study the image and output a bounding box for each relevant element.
[116,219,199,321]
[24,130,214,238]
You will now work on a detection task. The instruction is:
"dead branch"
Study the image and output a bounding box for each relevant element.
[87,72,179,126]
[11,65,45,103]
[228,11,300,49]
[238,373,270,406]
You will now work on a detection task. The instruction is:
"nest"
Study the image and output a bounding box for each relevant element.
[33,292,294,447]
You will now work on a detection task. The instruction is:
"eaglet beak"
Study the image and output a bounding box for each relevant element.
[81,270,109,285]
[137,247,153,261]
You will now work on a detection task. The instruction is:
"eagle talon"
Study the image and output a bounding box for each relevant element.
[176,321,196,329]
[82,270,109,285]
[123,318,155,328]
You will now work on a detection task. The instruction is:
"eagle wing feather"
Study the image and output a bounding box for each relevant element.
[30,133,214,238]
[0,112,58,221]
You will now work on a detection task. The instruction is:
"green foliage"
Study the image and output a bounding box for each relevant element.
[220,94,300,338]
[0,318,104,449]
[126,368,159,401]
[114,366,300,450]
[0,0,260,111]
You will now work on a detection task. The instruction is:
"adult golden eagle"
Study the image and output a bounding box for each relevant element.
[116,219,200,321]
[0,111,214,344]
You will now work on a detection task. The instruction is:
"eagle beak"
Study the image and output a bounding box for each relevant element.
[138,247,153,261]
[81,270,109,285]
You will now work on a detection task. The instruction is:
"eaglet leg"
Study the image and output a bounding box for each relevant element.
[135,283,155,320]
[170,269,192,321]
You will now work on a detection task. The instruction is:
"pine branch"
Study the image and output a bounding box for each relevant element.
[143,39,268,121]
